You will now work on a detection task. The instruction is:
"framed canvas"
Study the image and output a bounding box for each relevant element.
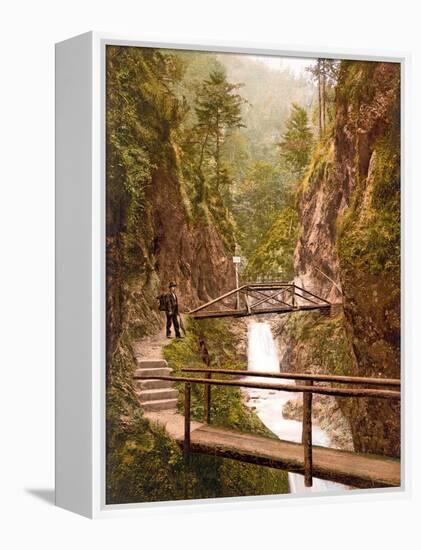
[55,32,408,518]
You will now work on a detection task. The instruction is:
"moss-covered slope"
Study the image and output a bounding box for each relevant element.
[279,61,400,457]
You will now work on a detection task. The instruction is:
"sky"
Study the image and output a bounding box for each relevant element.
[251,55,316,76]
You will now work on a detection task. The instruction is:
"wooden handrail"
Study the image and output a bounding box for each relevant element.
[246,282,292,287]
[134,373,401,400]
[188,285,247,314]
[288,288,320,306]
[180,367,400,387]
[292,283,331,305]
[188,281,333,319]
[136,372,400,489]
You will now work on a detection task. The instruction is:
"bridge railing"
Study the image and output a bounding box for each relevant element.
[188,282,331,319]
[240,274,291,285]
[135,369,400,487]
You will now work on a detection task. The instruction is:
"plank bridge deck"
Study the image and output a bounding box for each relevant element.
[175,425,400,489]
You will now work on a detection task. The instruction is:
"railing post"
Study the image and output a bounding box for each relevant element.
[184,382,191,462]
[244,292,251,315]
[302,380,313,487]
[292,284,296,308]
[204,372,211,424]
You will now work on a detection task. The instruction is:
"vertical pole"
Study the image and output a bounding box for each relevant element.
[302,380,313,487]
[244,293,251,315]
[204,372,211,424]
[292,284,296,308]
[235,262,240,310]
[184,382,191,462]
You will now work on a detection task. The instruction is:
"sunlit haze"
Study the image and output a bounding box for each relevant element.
[251,55,315,76]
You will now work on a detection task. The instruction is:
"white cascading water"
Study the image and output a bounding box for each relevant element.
[244,320,347,493]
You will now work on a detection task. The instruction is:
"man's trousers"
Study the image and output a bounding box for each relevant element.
[166,312,181,337]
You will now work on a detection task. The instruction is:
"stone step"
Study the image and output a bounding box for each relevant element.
[137,378,174,390]
[142,398,178,412]
[138,388,178,402]
[135,366,172,378]
[136,359,168,369]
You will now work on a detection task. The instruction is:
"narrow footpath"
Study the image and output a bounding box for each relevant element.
[132,328,203,437]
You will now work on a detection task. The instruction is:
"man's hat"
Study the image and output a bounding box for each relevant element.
[169,282,177,288]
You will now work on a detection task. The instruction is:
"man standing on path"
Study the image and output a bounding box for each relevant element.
[165,282,182,339]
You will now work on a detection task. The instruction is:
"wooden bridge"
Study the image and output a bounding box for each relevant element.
[135,368,401,489]
[188,282,332,319]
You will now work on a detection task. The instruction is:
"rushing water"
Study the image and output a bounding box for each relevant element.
[244,320,347,494]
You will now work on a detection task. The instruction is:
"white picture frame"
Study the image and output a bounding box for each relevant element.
[55,31,409,519]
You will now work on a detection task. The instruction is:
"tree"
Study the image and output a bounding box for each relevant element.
[244,205,299,281]
[279,103,313,177]
[233,161,288,259]
[307,59,340,137]
[194,68,246,191]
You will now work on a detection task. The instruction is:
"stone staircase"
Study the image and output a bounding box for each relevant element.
[134,359,178,412]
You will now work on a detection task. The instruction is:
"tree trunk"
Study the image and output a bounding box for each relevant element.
[321,62,326,133]
[216,111,220,191]
[317,60,322,138]
[198,128,209,171]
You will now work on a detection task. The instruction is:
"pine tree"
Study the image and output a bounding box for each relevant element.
[307,59,340,137]
[279,103,313,177]
[194,68,245,191]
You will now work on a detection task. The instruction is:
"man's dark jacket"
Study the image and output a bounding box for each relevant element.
[164,292,179,315]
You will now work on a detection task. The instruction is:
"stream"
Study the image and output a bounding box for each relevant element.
[243,320,347,494]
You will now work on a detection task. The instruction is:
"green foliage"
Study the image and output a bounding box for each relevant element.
[106,45,186,275]
[107,406,189,504]
[244,205,299,280]
[106,49,328,504]
[299,139,334,195]
[164,317,289,493]
[106,315,289,504]
[338,135,400,276]
[232,161,294,260]
[279,103,313,178]
[175,54,318,267]
[160,57,246,249]
[336,61,378,105]
[193,68,246,225]
[222,54,316,162]
[195,68,245,141]
[290,312,354,376]
[106,335,188,504]
[164,318,278,436]
[306,59,340,137]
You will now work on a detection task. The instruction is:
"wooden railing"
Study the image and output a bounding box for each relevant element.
[188,282,332,319]
[134,369,400,487]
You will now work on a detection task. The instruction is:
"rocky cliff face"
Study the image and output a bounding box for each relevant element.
[106,148,236,374]
[148,168,236,309]
[278,61,400,457]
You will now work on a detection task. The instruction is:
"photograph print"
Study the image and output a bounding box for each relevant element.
[105,45,401,505]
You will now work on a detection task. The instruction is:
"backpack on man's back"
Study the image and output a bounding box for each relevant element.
[157,293,167,311]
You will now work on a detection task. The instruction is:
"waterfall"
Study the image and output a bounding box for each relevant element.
[244,320,347,494]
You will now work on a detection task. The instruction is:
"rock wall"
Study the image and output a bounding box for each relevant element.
[148,168,236,310]
[106,149,236,374]
[278,61,401,457]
